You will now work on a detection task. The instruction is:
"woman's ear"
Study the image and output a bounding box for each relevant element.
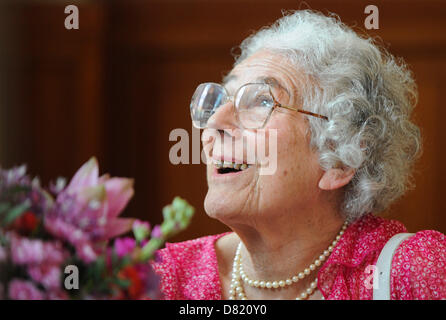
[318,166,356,190]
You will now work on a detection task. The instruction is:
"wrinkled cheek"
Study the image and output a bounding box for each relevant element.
[231,129,271,165]
[257,129,279,175]
[201,129,216,163]
[238,129,280,176]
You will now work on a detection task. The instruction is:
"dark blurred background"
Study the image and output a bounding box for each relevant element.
[0,0,445,242]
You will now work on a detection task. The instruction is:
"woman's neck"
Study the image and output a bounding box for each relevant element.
[224,208,345,299]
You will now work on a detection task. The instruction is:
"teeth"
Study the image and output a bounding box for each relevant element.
[213,160,223,168]
[223,161,233,168]
[213,160,250,170]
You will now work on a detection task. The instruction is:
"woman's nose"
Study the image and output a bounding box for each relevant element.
[206,100,239,130]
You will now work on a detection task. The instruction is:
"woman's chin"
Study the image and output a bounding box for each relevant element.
[204,191,243,223]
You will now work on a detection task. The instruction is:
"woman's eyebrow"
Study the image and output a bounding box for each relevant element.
[256,76,290,96]
[222,75,290,97]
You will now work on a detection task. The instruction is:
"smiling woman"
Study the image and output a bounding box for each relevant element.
[151,10,446,300]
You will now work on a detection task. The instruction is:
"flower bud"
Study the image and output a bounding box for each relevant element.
[132,220,151,243]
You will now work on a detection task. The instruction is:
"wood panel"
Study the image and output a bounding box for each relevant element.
[386,58,446,233]
[0,1,106,182]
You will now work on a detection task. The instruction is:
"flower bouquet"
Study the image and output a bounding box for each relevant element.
[0,157,194,299]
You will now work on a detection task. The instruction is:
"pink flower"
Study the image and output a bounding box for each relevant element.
[8,279,44,300]
[10,235,68,265]
[132,220,151,242]
[151,225,162,238]
[44,157,135,263]
[27,265,61,290]
[133,220,150,230]
[114,237,136,258]
[9,234,68,291]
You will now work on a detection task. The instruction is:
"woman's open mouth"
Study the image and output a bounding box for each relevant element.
[213,160,252,175]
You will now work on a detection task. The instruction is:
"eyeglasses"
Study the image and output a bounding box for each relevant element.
[190,82,328,129]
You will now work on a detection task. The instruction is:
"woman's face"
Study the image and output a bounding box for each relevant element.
[203,51,325,227]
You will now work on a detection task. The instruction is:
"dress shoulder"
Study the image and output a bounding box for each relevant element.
[391,230,446,299]
[151,233,230,300]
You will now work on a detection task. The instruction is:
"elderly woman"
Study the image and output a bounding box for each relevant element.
[152,10,446,300]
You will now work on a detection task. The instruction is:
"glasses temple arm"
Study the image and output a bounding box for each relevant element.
[278,104,329,121]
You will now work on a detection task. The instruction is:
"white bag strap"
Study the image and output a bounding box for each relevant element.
[373,232,414,300]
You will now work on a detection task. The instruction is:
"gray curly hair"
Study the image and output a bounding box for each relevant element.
[233,10,422,221]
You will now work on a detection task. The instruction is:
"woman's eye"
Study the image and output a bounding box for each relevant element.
[255,95,273,107]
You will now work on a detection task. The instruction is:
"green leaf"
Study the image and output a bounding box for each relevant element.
[7,185,31,196]
[111,250,119,268]
[0,202,11,215]
[113,277,130,289]
[160,220,175,237]
[185,206,194,218]
[139,237,164,261]
[120,256,131,268]
[2,200,31,226]
[162,206,173,220]
[133,226,150,243]
[172,197,187,211]
[94,256,106,276]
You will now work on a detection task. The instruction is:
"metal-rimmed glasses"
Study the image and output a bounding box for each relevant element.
[190,82,328,129]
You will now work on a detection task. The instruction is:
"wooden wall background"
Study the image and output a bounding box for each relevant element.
[0,0,445,243]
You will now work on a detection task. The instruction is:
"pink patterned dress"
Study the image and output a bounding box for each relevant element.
[151,214,446,300]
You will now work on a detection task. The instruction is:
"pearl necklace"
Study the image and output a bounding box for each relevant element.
[229,222,348,300]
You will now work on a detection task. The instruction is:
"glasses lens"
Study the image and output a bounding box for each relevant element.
[235,84,274,129]
[190,83,227,128]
